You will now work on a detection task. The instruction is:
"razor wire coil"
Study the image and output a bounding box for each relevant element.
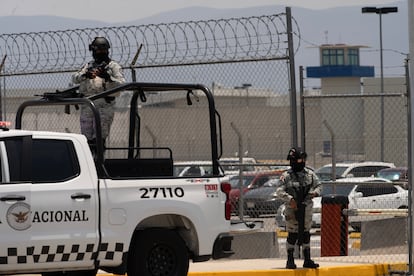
[0,13,300,74]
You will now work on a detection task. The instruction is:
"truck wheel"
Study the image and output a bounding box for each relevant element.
[128,228,189,276]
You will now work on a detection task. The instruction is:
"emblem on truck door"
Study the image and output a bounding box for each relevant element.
[6,202,31,231]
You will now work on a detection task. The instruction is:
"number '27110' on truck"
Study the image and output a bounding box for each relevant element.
[0,83,258,276]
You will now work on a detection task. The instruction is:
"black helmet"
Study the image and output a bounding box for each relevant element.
[287,147,307,161]
[89,37,111,51]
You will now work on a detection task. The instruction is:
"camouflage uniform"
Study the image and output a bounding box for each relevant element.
[277,165,321,269]
[72,60,125,141]
[277,168,321,233]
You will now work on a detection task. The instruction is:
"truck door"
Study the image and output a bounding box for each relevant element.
[0,135,98,272]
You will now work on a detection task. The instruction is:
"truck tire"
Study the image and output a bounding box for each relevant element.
[128,228,189,276]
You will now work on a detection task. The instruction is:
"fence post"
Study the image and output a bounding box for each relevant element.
[0,55,6,121]
[231,122,244,220]
[286,6,298,147]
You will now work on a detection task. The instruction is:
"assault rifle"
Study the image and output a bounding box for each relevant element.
[40,85,82,114]
[295,184,310,246]
[85,61,109,80]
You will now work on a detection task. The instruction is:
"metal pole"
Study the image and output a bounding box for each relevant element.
[362,7,398,161]
[299,66,306,151]
[129,44,143,158]
[0,55,6,121]
[408,2,414,273]
[323,120,336,183]
[286,6,298,147]
[231,122,244,220]
[144,125,157,157]
[379,13,385,162]
[405,57,413,275]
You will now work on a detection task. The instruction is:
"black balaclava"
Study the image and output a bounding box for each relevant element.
[291,159,305,172]
[93,50,110,63]
[287,147,307,172]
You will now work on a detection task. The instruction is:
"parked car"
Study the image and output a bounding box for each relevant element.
[174,161,223,177]
[275,177,401,231]
[350,183,407,231]
[243,176,284,218]
[229,170,284,214]
[375,167,408,189]
[229,172,258,212]
[315,161,395,181]
[219,157,257,175]
[311,177,393,229]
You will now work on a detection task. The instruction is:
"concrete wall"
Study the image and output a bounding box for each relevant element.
[7,77,408,168]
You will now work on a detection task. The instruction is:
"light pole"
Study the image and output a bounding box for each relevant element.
[362,6,398,161]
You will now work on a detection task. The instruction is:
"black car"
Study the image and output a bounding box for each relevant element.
[243,178,283,217]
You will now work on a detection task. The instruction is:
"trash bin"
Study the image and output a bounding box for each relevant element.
[320,194,349,257]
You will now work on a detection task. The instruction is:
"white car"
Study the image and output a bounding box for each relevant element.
[312,177,407,231]
[219,157,257,175]
[174,161,223,177]
[315,161,396,181]
[276,177,406,231]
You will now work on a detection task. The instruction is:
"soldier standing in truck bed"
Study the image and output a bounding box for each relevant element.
[72,36,125,152]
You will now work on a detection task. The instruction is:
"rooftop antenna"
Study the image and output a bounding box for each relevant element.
[324,30,329,44]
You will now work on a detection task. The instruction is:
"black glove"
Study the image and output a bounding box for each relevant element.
[84,70,95,79]
[97,68,111,81]
[100,71,111,81]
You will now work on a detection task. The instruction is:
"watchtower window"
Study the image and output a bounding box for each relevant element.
[322,48,344,66]
[348,48,359,66]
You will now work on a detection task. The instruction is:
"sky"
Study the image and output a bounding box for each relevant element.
[1,0,402,23]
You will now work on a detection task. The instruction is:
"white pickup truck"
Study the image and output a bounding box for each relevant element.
[0,83,253,276]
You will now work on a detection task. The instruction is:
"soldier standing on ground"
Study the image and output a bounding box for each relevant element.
[276,147,321,269]
[72,36,125,152]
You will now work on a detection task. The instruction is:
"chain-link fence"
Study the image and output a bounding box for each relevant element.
[0,6,411,272]
[0,11,298,162]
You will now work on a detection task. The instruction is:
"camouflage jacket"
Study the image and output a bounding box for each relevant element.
[72,60,125,96]
[276,168,321,205]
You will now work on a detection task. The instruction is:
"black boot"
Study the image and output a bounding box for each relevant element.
[303,248,319,268]
[286,248,297,269]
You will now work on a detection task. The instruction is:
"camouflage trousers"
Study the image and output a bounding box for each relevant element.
[283,201,314,233]
[80,98,114,141]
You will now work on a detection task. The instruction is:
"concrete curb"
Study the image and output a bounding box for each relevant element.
[97,262,408,276]
[187,258,408,276]
[188,264,397,276]
[96,258,408,276]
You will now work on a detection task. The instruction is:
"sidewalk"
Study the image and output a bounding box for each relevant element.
[188,255,409,276]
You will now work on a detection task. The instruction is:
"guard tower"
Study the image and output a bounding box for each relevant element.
[306,44,374,158]
[307,44,374,93]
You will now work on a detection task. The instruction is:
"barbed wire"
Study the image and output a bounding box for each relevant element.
[0,13,300,75]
